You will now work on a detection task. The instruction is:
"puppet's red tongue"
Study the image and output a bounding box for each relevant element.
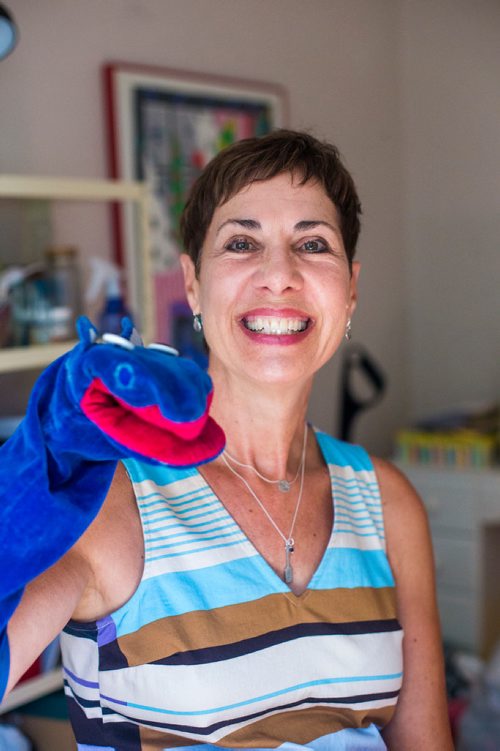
[80,378,224,465]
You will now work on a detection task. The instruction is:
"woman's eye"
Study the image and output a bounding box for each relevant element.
[225,237,255,252]
[300,238,329,253]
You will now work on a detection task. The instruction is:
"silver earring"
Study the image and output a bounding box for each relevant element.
[193,313,203,333]
[345,319,352,340]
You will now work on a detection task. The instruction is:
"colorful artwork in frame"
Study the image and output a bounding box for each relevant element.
[104,63,288,348]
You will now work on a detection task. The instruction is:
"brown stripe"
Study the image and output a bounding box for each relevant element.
[136,704,396,749]
[118,587,397,667]
[221,704,396,748]
[139,725,202,749]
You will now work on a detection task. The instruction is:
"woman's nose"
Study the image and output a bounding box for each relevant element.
[253,245,303,294]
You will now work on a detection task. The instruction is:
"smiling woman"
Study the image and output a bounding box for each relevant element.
[2,130,453,751]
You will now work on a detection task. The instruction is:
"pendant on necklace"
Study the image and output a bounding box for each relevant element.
[284,538,295,584]
[278,480,290,493]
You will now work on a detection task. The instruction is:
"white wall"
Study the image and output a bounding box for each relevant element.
[3,0,498,455]
[399,0,500,420]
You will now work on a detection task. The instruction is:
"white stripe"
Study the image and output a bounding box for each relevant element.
[328,531,384,551]
[98,631,402,722]
[143,537,257,578]
[133,474,206,501]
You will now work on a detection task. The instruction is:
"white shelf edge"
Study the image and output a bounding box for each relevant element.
[0,668,64,714]
[0,175,145,201]
[0,341,77,373]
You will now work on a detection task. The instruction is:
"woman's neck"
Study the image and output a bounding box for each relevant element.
[208,365,312,479]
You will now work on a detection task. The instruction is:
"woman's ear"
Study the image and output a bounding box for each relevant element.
[348,261,361,317]
[179,254,201,313]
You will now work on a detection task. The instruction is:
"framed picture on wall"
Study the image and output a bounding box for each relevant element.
[103,62,288,347]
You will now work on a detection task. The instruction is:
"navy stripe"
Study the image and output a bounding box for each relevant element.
[66,694,142,749]
[63,621,99,640]
[64,681,101,710]
[115,690,401,736]
[148,619,401,667]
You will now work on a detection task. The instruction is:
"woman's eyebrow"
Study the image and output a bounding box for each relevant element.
[215,218,340,237]
[294,220,339,234]
[216,218,261,235]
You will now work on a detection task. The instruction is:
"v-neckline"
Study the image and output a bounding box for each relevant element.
[195,427,337,603]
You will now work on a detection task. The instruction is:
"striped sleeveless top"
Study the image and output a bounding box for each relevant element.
[60,430,403,750]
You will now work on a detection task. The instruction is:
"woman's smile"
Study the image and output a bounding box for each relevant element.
[240,307,313,343]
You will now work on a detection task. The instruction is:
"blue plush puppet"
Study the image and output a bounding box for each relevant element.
[0,317,225,700]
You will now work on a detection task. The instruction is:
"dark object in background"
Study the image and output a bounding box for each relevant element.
[339,343,386,442]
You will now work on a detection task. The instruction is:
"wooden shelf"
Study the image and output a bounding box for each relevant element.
[0,341,76,373]
[0,668,64,714]
[0,173,153,370]
[0,175,144,202]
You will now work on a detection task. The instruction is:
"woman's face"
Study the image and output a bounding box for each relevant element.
[181,172,360,388]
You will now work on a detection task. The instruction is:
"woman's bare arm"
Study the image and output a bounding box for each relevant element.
[5,548,92,695]
[4,462,142,696]
[372,458,454,751]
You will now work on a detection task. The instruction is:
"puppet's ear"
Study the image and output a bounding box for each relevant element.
[119,316,143,345]
[76,316,99,346]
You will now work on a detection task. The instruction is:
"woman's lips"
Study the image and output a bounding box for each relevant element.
[239,308,313,344]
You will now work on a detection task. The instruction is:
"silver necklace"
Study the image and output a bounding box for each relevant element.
[221,423,308,584]
[223,424,307,493]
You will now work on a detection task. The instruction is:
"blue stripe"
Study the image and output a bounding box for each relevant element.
[334,515,381,528]
[145,520,238,544]
[335,503,382,516]
[315,548,392,587]
[147,529,245,553]
[64,666,99,689]
[112,547,393,637]
[112,555,283,635]
[333,496,381,508]
[123,458,196,485]
[139,490,214,513]
[147,536,247,562]
[144,499,219,521]
[330,475,378,488]
[303,725,386,751]
[145,515,233,538]
[315,431,373,471]
[170,725,386,751]
[138,487,210,505]
[146,507,229,532]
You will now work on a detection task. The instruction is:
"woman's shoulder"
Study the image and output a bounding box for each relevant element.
[370,456,427,519]
[369,456,433,585]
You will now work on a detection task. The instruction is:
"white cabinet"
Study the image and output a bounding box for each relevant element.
[400,464,500,655]
[0,175,152,372]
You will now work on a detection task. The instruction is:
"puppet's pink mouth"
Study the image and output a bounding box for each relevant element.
[80,378,225,465]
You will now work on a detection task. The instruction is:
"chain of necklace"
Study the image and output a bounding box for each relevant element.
[221,423,308,584]
[223,423,307,492]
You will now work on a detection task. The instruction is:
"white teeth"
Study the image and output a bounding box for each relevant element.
[244,316,308,335]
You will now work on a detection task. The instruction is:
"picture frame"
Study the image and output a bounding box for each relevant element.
[103,62,288,346]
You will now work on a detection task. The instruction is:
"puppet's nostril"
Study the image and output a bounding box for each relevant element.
[114,363,135,389]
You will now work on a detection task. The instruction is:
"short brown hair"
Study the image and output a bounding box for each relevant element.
[180,129,362,274]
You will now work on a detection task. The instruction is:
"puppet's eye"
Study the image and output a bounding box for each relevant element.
[101,333,135,350]
[147,343,179,356]
[114,362,135,389]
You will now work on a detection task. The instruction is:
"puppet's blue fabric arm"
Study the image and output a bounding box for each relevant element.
[0,317,224,700]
